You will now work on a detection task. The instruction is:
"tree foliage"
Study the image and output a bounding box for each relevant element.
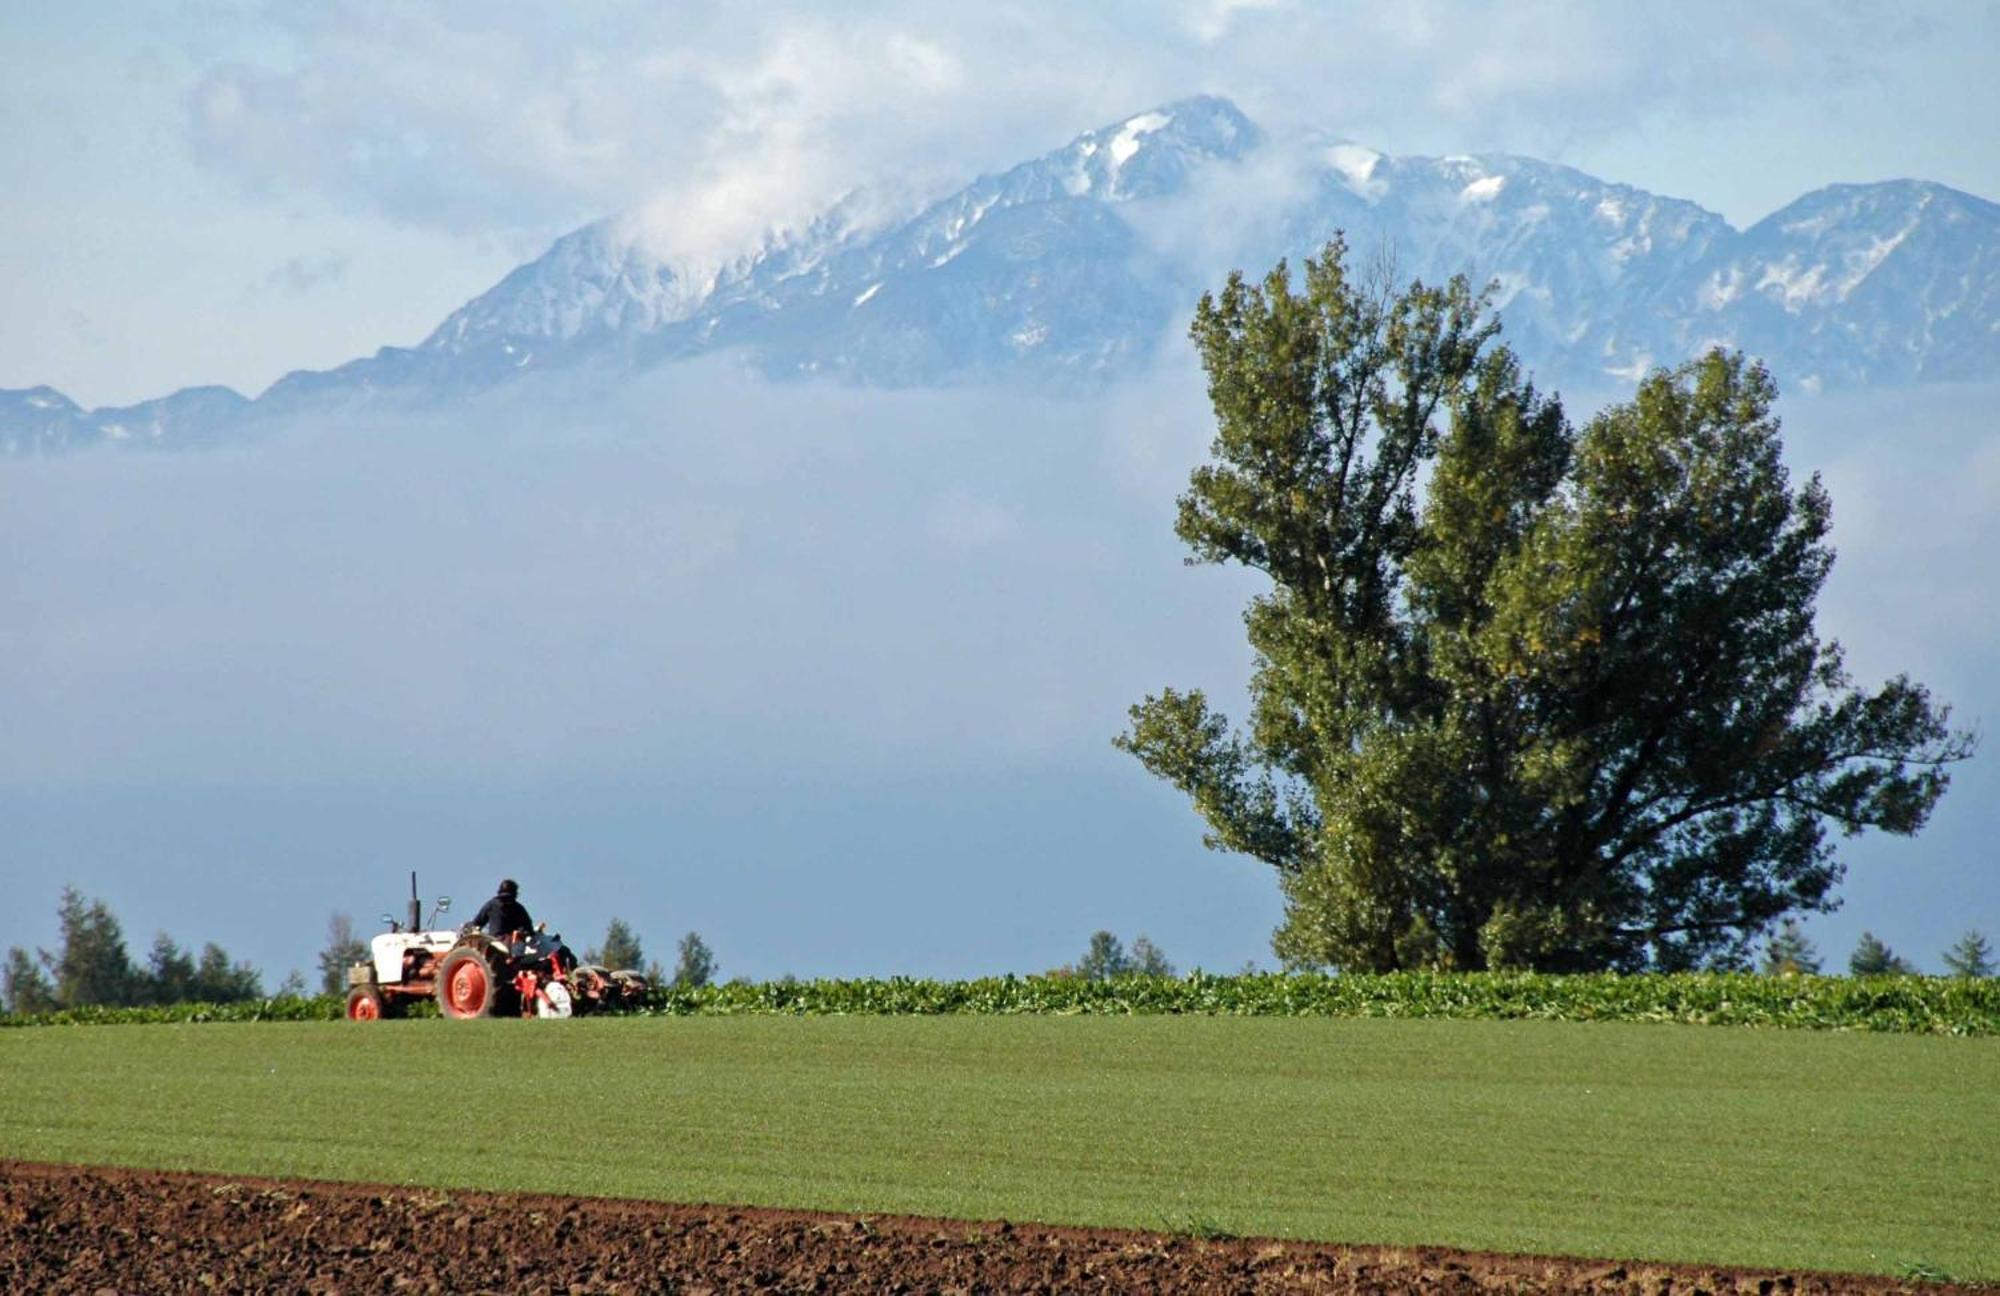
[1848,931,1916,977]
[1130,935,1176,978]
[672,931,717,988]
[317,912,368,996]
[1760,921,1822,976]
[1119,238,1972,973]
[145,933,197,1005]
[46,887,139,1008]
[1073,931,1175,980]
[1077,931,1127,981]
[2,947,56,1016]
[191,942,263,1003]
[5,889,262,1010]
[586,918,646,972]
[1942,930,1994,978]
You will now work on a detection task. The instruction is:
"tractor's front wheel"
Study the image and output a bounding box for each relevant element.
[345,987,386,1022]
[436,947,499,1019]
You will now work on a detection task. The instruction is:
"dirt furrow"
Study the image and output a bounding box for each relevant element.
[1,1161,1967,1294]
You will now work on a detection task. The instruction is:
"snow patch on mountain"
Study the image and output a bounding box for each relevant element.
[1461,174,1507,203]
[1109,112,1172,168]
[1326,143,1387,200]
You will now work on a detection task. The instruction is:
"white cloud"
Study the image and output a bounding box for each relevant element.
[177,1,1944,263]
[262,253,350,296]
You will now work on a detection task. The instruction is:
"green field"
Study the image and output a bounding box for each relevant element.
[3,1017,1995,1278]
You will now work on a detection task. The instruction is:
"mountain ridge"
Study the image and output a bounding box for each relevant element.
[8,95,1996,454]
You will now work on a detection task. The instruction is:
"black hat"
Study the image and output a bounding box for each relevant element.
[498,878,519,897]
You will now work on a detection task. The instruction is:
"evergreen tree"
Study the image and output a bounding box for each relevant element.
[597,918,645,972]
[672,931,717,987]
[144,933,197,1005]
[1761,921,1822,975]
[317,912,368,996]
[1847,931,1916,977]
[192,942,262,1003]
[3,947,57,1015]
[1129,935,1176,977]
[1941,930,1994,978]
[1120,240,1972,972]
[47,887,138,1008]
[1078,931,1130,981]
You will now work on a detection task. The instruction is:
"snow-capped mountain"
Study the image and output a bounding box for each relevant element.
[7,95,1997,454]
[416,94,1259,388]
[1672,181,2000,389]
[1262,145,1739,387]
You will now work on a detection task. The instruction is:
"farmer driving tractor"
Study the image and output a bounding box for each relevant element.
[343,873,647,1021]
[470,877,533,939]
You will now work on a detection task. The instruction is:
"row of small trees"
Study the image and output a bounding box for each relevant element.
[3,888,272,1015]
[0,890,727,1016]
[577,917,719,989]
[1060,928,1999,980]
[1053,931,1176,981]
[5,890,1988,1017]
[1763,924,1993,978]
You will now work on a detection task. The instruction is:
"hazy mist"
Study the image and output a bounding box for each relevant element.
[2,363,1992,981]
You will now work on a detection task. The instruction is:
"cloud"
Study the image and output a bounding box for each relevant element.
[177,2,1941,260]
[183,6,1094,262]
[262,254,350,296]
[0,362,1256,788]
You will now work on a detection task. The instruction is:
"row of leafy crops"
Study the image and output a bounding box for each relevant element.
[6,972,1997,1033]
[637,971,2000,1034]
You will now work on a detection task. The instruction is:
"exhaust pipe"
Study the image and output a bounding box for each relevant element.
[408,871,422,933]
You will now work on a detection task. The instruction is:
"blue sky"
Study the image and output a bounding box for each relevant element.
[2,2,1996,984]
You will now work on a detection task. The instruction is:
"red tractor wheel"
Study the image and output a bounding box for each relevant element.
[436,947,499,1019]
[345,987,386,1021]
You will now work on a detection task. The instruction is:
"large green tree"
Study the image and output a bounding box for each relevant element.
[1118,240,1972,972]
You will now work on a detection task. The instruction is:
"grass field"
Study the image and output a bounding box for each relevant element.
[3,1016,1995,1278]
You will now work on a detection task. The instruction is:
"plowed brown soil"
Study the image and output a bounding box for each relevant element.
[1,1160,1973,1294]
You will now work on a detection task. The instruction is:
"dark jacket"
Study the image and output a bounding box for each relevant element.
[471,894,533,938]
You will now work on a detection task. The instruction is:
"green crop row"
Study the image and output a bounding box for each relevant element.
[635,971,2000,1034]
[6,971,1996,1033]
[0,995,439,1028]
[1,995,344,1027]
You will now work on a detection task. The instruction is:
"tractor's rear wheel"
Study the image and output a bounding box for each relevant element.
[436,947,499,1019]
[345,987,385,1022]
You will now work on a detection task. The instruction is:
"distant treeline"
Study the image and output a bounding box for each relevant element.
[4,888,274,1015]
[5,890,1990,1021]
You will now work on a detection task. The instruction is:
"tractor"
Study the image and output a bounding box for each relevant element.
[344,874,650,1020]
